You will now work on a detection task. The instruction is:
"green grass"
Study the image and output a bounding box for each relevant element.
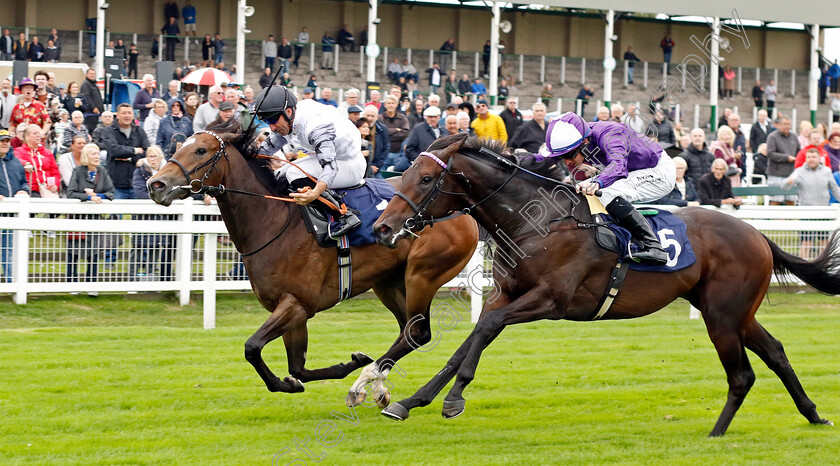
[1,292,839,465]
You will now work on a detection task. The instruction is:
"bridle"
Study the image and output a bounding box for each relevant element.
[394,147,600,233]
[394,149,520,231]
[169,130,230,195]
[168,130,292,257]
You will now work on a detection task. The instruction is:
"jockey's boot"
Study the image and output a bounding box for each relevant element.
[320,191,361,237]
[605,196,668,265]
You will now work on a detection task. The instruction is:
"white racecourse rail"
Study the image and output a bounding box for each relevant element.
[0,199,837,327]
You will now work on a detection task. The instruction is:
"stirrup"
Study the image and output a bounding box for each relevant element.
[329,213,362,238]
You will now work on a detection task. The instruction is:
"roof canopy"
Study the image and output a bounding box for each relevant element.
[518,0,836,27]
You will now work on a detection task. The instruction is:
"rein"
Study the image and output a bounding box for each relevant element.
[397,147,599,231]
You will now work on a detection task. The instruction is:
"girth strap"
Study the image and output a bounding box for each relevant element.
[589,261,629,320]
[337,234,352,301]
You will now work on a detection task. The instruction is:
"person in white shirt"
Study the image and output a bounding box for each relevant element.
[255,86,364,236]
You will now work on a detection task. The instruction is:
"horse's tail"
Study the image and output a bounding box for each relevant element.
[763,232,840,294]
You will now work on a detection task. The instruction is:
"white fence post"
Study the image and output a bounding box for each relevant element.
[334,47,339,72]
[474,51,479,78]
[540,56,545,83]
[429,49,433,68]
[643,61,648,89]
[310,43,315,72]
[791,70,796,97]
[737,66,742,94]
[382,47,388,75]
[177,199,194,306]
[560,57,566,85]
[359,50,364,75]
[693,104,700,129]
[518,54,523,84]
[453,50,457,71]
[12,199,30,305]
[581,58,586,85]
[203,232,217,330]
[78,30,83,63]
[623,60,628,86]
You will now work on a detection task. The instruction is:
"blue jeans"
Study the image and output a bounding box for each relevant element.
[382,152,410,173]
[0,229,12,282]
[265,56,275,71]
[628,66,635,83]
[215,52,224,64]
[114,187,133,199]
[279,59,290,75]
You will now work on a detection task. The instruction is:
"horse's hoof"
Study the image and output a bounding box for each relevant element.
[283,376,305,393]
[374,389,391,409]
[442,398,465,419]
[815,418,834,426]
[352,352,375,367]
[381,402,409,421]
[346,389,367,408]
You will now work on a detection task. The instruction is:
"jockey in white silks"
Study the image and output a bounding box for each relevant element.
[255,85,365,236]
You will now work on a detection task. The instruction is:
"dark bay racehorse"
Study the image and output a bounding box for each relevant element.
[374,133,839,436]
[147,120,479,406]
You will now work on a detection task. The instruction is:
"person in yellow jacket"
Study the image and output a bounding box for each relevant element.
[470,99,508,143]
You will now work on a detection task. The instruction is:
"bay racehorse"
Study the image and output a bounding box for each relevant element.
[373,133,839,436]
[147,119,478,406]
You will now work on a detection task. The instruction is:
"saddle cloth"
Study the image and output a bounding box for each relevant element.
[300,178,395,248]
[594,209,696,273]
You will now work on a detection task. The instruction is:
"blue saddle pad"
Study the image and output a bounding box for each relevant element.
[331,178,396,247]
[598,210,696,272]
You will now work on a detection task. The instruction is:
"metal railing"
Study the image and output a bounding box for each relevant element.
[0,198,493,328]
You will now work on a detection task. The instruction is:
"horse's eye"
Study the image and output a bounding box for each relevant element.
[421,175,433,185]
[196,147,207,155]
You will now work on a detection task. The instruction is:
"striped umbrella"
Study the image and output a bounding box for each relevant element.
[180,67,234,86]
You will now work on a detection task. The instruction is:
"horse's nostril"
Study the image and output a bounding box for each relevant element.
[376,224,392,238]
[149,181,166,192]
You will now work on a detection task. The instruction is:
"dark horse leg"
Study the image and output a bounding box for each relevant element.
[346,278,417,408]
[744,319,832,427]
[282,323,374,382]
[695,282,765,437]
[383,284,556,420]
[245,294,370,393]
[352,235,477,409]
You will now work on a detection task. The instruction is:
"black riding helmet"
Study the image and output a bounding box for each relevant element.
[254,85,297,125]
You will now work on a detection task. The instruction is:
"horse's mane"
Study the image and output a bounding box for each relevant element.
[452,136,570,188]
[205,117,285,196]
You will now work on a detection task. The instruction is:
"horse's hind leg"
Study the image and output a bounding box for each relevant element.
[744,319,832,427]
[244,294,311,393]
[282,323,374,383]
[697,291,759,436]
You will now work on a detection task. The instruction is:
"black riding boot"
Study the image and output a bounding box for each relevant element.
[320,191,362,237]
[605,196,668,265]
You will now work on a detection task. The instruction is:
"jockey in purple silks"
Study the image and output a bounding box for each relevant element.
[539,112,676,265]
